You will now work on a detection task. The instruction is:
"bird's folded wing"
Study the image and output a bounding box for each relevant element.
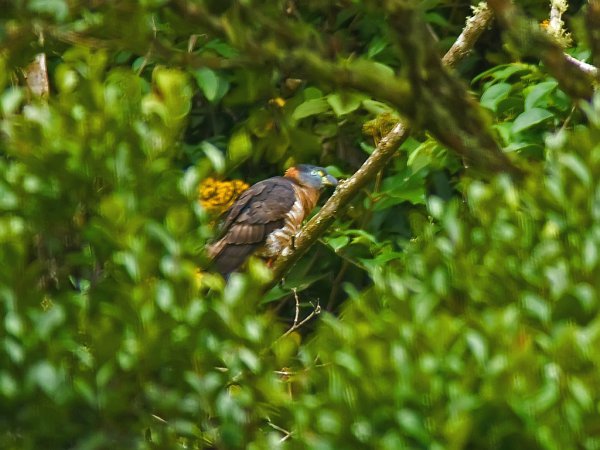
[209,177,297,274]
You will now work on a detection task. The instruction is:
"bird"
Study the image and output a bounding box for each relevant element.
[207,164,338,276]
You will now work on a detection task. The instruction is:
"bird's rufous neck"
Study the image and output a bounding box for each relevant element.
[284,167,299,180]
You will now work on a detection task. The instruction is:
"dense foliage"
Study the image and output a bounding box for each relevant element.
[1,0,600,448]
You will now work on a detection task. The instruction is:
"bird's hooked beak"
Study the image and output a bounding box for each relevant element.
[322,173,338,188]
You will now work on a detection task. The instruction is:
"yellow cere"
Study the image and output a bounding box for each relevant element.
[198,177,249,215]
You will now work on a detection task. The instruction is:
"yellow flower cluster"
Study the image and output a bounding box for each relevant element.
[199,177,249,214]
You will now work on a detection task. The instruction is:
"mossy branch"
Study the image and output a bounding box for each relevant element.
[176,0,517,176]
[267,3,498,287]
[586,0,600,68]
[386,2,517,175]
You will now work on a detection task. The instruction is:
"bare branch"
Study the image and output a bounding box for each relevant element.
[267,421,293,443]
[291,288,299,328]
[151,414,168,424]
[279,290,321,339]
[564,53,599,78]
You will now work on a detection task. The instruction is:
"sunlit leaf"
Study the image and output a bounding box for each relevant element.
[512,107,554,133]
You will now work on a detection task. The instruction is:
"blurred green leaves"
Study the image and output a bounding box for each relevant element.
[2,1,600,449]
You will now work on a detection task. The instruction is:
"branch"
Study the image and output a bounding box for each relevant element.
[586,0,600,68]
[547,0,572,47]
[267,421,293,443]
[442,2,493,68]
[23,53,50,98]
[177,0,515,175]
[279,289,321,339]
[284,50,412,114]
[564,53,599,78]
[488,0,596,100]
[387,3,518,175]
[268,4,496,287]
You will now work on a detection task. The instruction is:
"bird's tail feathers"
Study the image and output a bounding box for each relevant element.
[210,242,258,277]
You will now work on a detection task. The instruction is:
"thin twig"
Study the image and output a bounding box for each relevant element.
[151,414,168,424]
[291,288,300,329]
[558,105,577,134]
[327,261,349,311]
[267,421,293,443]
[274,369,296,376]
[280,292,321,339]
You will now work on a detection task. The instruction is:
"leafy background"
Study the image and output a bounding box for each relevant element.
[2,0,600,448]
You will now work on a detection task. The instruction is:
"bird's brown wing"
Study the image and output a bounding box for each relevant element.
[210,177,297,275]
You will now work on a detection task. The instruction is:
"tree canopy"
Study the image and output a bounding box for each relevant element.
[2,0,600,449]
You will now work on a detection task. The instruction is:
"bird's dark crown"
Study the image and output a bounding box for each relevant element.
[285,164,338,190]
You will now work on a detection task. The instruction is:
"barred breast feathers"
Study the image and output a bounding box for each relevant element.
[261,184,320,258]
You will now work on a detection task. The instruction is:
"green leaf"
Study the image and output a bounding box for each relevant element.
[265,130,290,163]
[29,361,60,395]
[480,83,511,112]
[465,331,487,364]
[194,68,219,102]
[292,98,329,120]
[303,87,323,100]
[201,141,226,173]
[228,128,252,162]
[472,63,532,84]
[1,88,24,115]
[327,92,366,117]
[559,153,591,187]
[156,281,175,312]
[367,36,388,59]
[503,142,543,155]
[204,39,239,58]
[28,0,69,21]
[512,108,554,133]
[569,377,593,410]
[362,99,395,115]
[525,81,558,110]
[326,235,350,252]
[521,293,550,324]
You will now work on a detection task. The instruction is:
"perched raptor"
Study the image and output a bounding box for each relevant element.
[208,164,338,276]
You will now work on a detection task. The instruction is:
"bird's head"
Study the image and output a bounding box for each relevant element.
[285,164,338,190]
